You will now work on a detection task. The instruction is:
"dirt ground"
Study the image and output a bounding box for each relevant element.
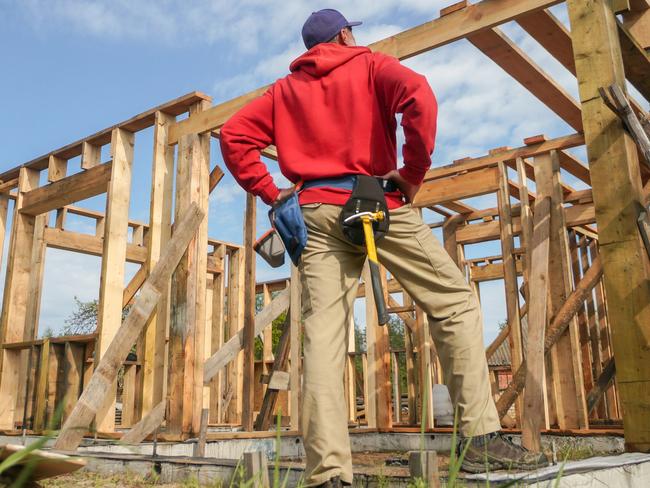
[39,452,451,486]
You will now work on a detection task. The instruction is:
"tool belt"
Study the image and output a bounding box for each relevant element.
[302,175,394,246]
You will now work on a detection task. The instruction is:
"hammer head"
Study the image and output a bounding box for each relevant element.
[343,210,385,225]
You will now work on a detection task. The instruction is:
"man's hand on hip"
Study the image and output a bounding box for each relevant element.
[380,170,421,203]
[272,186,297,207]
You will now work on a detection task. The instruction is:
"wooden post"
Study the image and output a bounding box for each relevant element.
[442,214,465,269]
[533,150,588,429]
[167,101,210,436]
[62,342,85,423]
[226,248,244,424]
[0,194,9,272]
[363,262,392,429]
[516,157,534,297]
[521,197,551,452]
[403,293,418,425]
[262,284,274,368]
[497,161,523,424]
[0,167,40,429]
[568,0,650,449]
[346,315,357,423]
[121,364,137,428]
[243,451,270,488]
[141,111,175,417]
[409,451,440,488]
[33,340,50,431]
[289,265,302,431]
[210,245,226,423]
[242,194,256,431]
[415,305,434,429]
[95,128,134,433]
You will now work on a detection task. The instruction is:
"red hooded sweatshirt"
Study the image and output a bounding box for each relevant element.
[220,43,437,208]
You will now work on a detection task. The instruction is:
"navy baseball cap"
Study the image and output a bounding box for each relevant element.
[302,9,362,50]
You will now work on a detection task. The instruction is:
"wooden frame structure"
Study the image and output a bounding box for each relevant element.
[0,0,648,452]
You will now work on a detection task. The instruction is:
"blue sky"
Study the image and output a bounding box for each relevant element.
[1,1,644,344]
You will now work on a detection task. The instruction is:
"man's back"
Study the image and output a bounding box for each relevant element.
[220,43,436,208]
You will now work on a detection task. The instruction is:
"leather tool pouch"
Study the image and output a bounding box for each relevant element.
[339,175,390,246]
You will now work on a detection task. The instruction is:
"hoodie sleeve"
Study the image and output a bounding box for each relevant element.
[373,54,437,186]
[219,86,280,205]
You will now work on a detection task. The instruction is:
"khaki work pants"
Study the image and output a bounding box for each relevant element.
[299,203,501,486]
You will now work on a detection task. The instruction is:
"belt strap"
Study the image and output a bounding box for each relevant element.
[302,175,399,193]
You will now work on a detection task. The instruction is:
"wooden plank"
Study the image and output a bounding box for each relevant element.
[567,0,650,450]
[622,3,650,49]
[33,341,50,431]
[586,358,616,414]
[496,256,603,419]
[521,197,551,452]
[95,129,134,433]
[497,161,523,424]
[209,245,226,423]
[242,194,256,432]
[122,265,147,308]
[194,408,210,457]
[0,92,211,184]
[535,150,588,430]
[255,313,291,431]
[422,133,584,182]
[225,248,244,424]
[141,111,175,418]
[53,202,204,451]
[516,157,534,294]
[617,20,650,101]
[203,287,290,384]
[43,228,147,263]
[62,342,85,423]
[415,305,434,429]
[47,155,68,183]
[81,141,101,170]
[0,167,40,429]
[0,194,8,273]
[167,100,211,437]
[289,265,302,431]
[120,365,137,428]
[243,451,270,488]
[363,263,392,429]
[262,284,274,365]
[168,0,563,144]
[409,451,441,488]
[20,162,112,216]
[120,400,166,445]
[414,167,499,207]
[516,9,576,74]
[467,28,583,131]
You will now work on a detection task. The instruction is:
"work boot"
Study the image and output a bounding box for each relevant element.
[313,475,350,487]
[459,432,549,473]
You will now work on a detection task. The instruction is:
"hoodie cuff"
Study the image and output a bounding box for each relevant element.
[258,183,281,206]
[398,165,426,186]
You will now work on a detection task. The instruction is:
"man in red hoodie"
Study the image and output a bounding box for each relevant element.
[220,9,547,487]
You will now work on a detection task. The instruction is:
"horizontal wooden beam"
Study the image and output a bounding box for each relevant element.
[168,0,563,145]
[20,163,112,216]
[456,203,595,243]
[44,227,147,264]
[425,133,584,181]
[470,260,523,282]
[0,92,211,184]
[414,166,500,207]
